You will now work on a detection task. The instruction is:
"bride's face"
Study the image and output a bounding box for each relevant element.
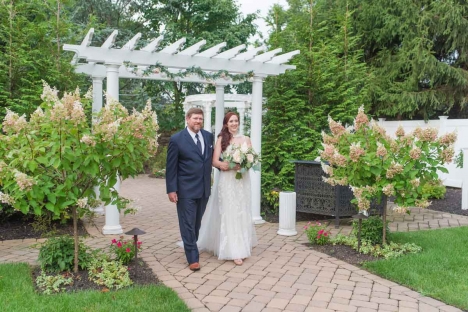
[226,115,239,134]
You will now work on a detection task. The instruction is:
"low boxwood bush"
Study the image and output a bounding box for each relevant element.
[422,179,446,199]
[351,216,389,245]
[38,235,93,272]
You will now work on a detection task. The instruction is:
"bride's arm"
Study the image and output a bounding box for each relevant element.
[212,137,229,171]
[245,136,252,148]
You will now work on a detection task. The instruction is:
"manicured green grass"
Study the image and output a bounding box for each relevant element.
[0,263,189,312]
[363,226,468,310]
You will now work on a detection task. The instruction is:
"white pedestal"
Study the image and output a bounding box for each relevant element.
[102,176,123,234]
[92,185,105,215]
[277,191,297,236]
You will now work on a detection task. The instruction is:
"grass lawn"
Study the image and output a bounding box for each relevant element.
[0,263,189,312]
[363,226,468,310]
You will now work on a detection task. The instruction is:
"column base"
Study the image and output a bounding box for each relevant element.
[253,217,265,225]
[102,225,123,235]
[92,206,105,216]
[277,229,297,236]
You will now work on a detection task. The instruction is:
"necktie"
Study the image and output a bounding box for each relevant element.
[195,133,202,154]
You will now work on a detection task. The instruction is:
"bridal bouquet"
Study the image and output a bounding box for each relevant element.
[223,142,261,179]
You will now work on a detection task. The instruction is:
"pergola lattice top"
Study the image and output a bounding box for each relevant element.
[63,28,299,84]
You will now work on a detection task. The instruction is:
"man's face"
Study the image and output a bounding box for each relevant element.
[186,113,204,133]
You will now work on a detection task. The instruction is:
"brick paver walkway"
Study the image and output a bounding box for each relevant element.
[1,175,466,312]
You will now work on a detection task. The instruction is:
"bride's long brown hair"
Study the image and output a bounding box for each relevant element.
[218,111,239,152]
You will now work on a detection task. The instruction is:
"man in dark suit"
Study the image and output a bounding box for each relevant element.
[166,107,214,271]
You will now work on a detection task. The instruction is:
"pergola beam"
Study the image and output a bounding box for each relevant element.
[63,45,295,75]
[76,63,242,84]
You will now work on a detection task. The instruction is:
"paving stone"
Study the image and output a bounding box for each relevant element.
[205,302,225,312]
[252,295,272,304]
[242,301,266,312]
[267,298,290,309]
[334,289,353,299]
[202,295,231,305]
[227,298,249,308]
[327,302,358,311]
[219,306,241,312]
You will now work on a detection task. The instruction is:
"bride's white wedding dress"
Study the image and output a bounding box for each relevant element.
[197,138,258,260]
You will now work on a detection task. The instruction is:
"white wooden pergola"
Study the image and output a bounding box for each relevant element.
[63,28,299,234]
[183,94,257,134]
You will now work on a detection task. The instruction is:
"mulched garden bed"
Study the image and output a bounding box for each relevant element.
[0,212,88,241]
[426,187,467,216]
[31,257,159,293]
[304,243,381,266]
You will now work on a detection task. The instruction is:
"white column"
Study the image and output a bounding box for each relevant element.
[213,84,226,184]
[92,77,104,115]
[462,148,468,210]
[215,84,226,136]
[238,106,245,135]
[183,103,191,127]
[277,192,297,236]
[102,64,123,235]
[204,104,212,132]
[92,76,105,215]
[439,116,449,135]
[250,76,265,224]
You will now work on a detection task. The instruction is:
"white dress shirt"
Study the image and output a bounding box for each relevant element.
[187,128,205,154]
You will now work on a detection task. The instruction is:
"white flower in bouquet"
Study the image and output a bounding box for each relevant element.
[233,149,242,163]
[241,142,249,153]
[222,144,261,179]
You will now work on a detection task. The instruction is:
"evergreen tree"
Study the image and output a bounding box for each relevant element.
[262,0,371,206]
[350,0,468,119]
[0,0,86,118]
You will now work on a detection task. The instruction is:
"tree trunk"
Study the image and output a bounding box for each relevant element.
[382,200,387,245]
[72,206,79,273]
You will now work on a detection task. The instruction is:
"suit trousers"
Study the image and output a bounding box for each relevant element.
[177,197,209,264]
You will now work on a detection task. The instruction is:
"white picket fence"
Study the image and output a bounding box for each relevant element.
[378,116,468,209]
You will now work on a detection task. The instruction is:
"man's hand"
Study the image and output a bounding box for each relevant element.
[168,192,178,203]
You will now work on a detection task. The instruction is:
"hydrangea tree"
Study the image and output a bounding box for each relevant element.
[0,82,159,272]
[320,106,456,243]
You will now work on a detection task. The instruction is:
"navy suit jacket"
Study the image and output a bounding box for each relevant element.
[166,128,214,199]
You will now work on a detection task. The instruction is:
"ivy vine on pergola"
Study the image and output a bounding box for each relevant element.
[63,28,300,234]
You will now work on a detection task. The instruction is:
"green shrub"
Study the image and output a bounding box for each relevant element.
[88,258,133,289]
[153,168,166,178]
[351,216,389,245]
[304,221,331,245]
[455,150,463,168]
[331,234,422,259]
[151,146,168,173]
[263,189,280,214]
[35,271,73,294]
[38,235,92,272]
[422,179,446,199]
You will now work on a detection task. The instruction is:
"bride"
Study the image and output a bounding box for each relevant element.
[197,111,257,266]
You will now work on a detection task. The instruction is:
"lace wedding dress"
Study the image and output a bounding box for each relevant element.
[197,137,258,260]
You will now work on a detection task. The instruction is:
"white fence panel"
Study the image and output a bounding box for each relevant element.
[378,116,468,188]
